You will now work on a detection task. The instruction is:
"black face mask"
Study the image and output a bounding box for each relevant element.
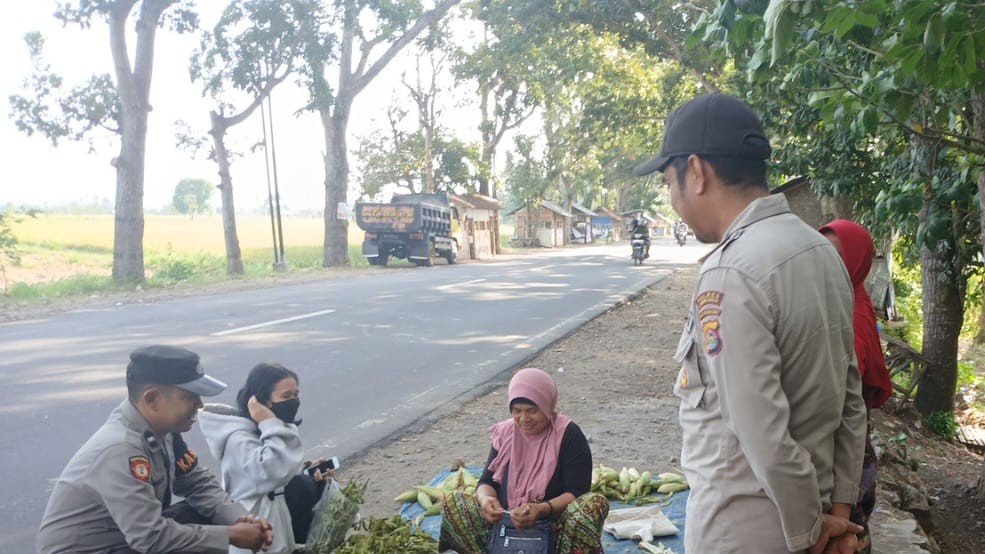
[270,398,301,425]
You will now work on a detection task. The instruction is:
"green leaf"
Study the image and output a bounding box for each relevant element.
[923,13,943,54]
[808,89,839,105]
[900,48,924,77]
[888,92,916,123]
[855,11,879,29]
[771,6,796,65]
[963,36,977,79]
[860,107,879,135]
[834,13,857,39]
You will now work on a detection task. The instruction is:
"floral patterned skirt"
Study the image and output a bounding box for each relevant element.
[438,491,609,554]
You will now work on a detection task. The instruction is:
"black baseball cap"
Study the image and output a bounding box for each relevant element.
[634,93,772,176]
[126,345,226,397]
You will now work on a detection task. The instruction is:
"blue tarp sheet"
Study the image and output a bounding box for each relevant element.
[398,469,688,553]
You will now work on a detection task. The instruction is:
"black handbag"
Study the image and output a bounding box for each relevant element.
[487,518,555,554]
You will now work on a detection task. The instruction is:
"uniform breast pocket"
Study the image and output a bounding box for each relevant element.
[673,321,706,408]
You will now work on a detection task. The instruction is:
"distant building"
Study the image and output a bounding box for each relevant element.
[507,201,573,247]
[593,207,623,241]
[570,203,597,243]
[450,194,501,260]
[770,176,854,229]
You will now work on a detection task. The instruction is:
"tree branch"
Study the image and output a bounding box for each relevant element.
[351,0,460,95]
[623,0,719,93]
[109,0,139,106]
[826,67,985,157]
[221,71,289,129]
[132,0,172,103]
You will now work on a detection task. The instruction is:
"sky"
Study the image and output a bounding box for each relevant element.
[0,2,490,212]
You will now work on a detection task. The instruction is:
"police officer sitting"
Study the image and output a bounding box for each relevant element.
[38,345,274,554]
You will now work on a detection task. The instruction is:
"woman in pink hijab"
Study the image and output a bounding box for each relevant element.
[438,368,609,554]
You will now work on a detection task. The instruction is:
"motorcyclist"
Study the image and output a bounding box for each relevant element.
[673,220,688,245]
[629,217,651,259]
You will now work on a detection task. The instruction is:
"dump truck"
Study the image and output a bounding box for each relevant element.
[355,193,459,267]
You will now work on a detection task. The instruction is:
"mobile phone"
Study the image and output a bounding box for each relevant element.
[306,456,341,476]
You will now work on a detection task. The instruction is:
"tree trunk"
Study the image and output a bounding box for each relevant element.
[561,188,574,246]
[478,78,493,198]
[112,111,147,283]
[978,460,985,500]
[913,138,963,415]
[321,105,351,267]
[422,117,436,194]
[972,90,985,344]
[209,112,244,275]
[917,238,964,415]
[108,0,162,284]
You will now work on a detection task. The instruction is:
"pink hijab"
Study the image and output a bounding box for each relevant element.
[487,368,572,509]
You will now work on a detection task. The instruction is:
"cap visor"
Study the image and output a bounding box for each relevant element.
[175,374,227,397]
[633,154,670,177]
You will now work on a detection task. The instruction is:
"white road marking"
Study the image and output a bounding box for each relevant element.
[355,418,386,429]
[434,278,486,291]
[211,309,337,336]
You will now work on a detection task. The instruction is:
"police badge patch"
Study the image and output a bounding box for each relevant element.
[695,290,724,356]
[129,456,151,483]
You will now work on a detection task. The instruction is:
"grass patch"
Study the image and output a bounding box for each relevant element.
[6,274,115,300]
[2,243,374,304]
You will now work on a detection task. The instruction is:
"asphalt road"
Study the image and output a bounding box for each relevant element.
[0,240,705,552]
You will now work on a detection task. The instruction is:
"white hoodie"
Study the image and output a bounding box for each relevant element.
[198,404,303,554]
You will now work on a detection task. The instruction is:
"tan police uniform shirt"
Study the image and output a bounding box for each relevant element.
[675,194,867,553]
[38,399,248,553]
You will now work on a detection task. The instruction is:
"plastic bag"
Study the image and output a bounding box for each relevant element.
[603,505,679,542]
[305,481,361,553]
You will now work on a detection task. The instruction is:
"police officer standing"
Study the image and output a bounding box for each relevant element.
[635,94,867,553]
[38,345,274,553]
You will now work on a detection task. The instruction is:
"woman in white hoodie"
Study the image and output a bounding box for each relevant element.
[199,363,327,554]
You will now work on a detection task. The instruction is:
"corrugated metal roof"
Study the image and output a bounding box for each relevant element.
[570,202,596,216]
[540,201,574,217]
[451,194,501,211]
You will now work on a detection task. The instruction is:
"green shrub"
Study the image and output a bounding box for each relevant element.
[923,411,959,440]
[146,245,224,284]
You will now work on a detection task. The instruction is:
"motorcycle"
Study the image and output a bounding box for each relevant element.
[631,232,648,265]
[674,222,688,246]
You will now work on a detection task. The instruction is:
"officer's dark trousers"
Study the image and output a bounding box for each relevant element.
[111,504,212,553]
[113,477,324,551]
[284,473,326,543]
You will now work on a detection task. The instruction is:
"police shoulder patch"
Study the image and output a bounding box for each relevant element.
[129,456,151,483]
[695,289,725,357]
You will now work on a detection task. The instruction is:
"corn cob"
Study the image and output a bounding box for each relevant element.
[416,491,433,510]
[416,486,445,502]
[657,482,689,494]
[394,489,419,503]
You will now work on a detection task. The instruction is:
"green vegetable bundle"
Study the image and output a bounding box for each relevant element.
[306,479,368,553]
[590,465,689,504]
[333,516,438,554]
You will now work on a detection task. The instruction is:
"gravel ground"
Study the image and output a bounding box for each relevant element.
[345,265,695,519]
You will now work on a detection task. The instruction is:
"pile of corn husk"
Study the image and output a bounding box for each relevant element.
[591,465,689,505]
[332,516,437,553]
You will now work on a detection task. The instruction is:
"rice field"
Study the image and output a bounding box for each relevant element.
[11,214,330,254]
[4,214,365,291]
